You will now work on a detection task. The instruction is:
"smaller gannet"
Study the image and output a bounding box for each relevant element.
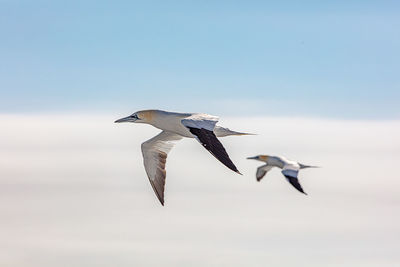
[247,155,318,195]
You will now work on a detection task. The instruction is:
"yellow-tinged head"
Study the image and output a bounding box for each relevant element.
[114,110,156,124]
[136,110,155,123]
[247,155,269,162]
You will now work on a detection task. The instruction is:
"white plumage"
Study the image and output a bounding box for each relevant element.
[115,109,251,205]
[247,155,318,195]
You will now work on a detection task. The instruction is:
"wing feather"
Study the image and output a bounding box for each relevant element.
[281,164,307,195]
[181,114,219,131]
[181,114,239,174]
[256,164,273,181]
[141,131,182,205]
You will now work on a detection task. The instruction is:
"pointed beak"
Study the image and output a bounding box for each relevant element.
[115,116,135,123]
[247,156,258,160]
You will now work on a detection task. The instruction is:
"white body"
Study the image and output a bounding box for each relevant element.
[248,154,317,195]
[145,110,194,137]
[116,109,250,205]
[259,155,302,177]
[141,110,244,138]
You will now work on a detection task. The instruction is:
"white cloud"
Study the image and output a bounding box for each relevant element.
[0,114,399,267]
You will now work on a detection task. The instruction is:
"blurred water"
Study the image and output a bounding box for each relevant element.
[0,115,399,267]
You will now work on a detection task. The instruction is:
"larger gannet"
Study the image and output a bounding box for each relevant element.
[247,155,318,195]
[115,110,251,205]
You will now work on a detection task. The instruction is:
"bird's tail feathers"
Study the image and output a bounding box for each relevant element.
[214,126,256,137]
[299,163,320,169]
[231,131,256,136]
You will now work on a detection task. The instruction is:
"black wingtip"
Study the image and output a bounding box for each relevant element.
[284,175,308,195]
[298,188,307,195]
[188,127,241,175]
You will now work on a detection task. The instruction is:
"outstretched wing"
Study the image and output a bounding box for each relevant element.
[141,131,183,205]
[181,114,240,174]
[281,164,307,195]
[256,164,273,182]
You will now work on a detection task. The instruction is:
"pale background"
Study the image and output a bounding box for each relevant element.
[1,115,399,266]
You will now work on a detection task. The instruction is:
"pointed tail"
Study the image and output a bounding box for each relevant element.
[214,126,256,137]
[299,163,320,169]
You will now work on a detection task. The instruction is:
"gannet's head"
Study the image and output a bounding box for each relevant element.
[247,155,269,162]
[114,110,155,124]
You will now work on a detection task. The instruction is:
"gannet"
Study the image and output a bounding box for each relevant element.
[247,155,318,195]
[115,109,251,205]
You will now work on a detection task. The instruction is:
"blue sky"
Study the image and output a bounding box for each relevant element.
[1,0,399,118]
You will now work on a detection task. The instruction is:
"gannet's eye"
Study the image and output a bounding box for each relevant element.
[131,114,138,119]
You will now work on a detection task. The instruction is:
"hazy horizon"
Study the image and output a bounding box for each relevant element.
[1,114,399,266]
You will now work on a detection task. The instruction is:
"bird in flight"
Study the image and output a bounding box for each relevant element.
[247,155,318,195]
[115,109,251,205]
